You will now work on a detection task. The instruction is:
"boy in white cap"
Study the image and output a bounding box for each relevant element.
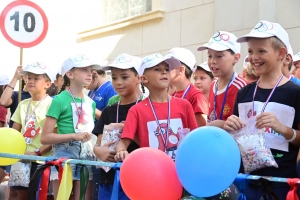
[93,53,143,200]
[9,62,54,199]
[292,52,300,79]
[115,53,198,161]
[224,20,300,199]
[0,67,31,127]
[192,61,214,100]
[281,45,300,85]
[166,47,208,127]
[197,31,247,125]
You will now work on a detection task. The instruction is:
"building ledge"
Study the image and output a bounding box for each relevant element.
[77,10,165,43]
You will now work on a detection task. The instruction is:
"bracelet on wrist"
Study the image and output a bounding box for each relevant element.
[6,85,14,90]
[286,129,296,142]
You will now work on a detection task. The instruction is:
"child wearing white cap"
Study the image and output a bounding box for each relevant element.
[8,62,54,199]
[292,52,300,79]
[224,20,300,199]
[197,31,248,125]
[166,47,208,127]
[115,53,198,161]
[0,66,31,127]
[280,44,300,85]
[192,61,214,100]
[41,54,101,200]
[92,53,144,200]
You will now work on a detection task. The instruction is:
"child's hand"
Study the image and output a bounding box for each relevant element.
[72,132,91,142]
[256,112,282,133]
[94,141,116,162]
[115,150,129,162]
[223,115,245,131]
[13,66,23,81]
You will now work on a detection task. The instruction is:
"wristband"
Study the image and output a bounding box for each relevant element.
[286,129,296,142]
[6,85,14,90]
[117,149,126,153]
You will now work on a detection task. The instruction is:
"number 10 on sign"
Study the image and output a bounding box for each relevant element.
[0,1,48,48]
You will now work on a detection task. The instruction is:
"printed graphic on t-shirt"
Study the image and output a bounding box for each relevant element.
[71,102,94,133]
[238,101,295,152]
[23,115,40,144]
[94,95,103,101]
[147,118,183,159]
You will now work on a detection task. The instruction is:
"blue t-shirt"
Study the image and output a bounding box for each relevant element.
[291,76,300,86]
[88,81,116,113]
[9,91,31,127]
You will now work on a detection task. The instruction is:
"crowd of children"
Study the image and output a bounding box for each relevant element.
[0,19,300,200]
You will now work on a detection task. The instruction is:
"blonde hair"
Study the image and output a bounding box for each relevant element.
[269,37,285,51]
[244,62,259,80]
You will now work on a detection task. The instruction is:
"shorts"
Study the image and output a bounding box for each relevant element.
[10,162,39,190]
[50,141,92,181]
[0,165,11,174]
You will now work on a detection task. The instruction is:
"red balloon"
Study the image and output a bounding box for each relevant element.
[120,147,182,200]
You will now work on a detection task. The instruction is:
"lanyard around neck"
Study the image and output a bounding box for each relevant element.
[213,73,235,120]
[25,95,48,125]
[116,93,143,123]
[68,88,83,118]
[252,74,283,115]
[173,84,191,99]
[148,96,171,151]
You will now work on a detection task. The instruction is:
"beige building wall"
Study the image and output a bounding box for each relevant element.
[77,0,300,74]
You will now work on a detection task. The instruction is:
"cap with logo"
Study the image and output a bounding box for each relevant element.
[165,47,196,70]
[139,53,180,75]
[102,53,142,75]
[197,31,241,54]
[61,54,101,77]
[20,62,55,83]
[237,20,289,49]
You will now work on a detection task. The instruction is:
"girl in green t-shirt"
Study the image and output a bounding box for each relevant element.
[41,54,101,200]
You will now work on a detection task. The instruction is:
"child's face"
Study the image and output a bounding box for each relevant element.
[143,62,170,90]
[193,69,213,95]
[247,38,283,76]
[86,70,99,90]
[54,75,64,91]
[207,49,237,78]
[111,68,139,97]
[27,73,51,94]
[292,61,300,79]
[70,66,93,87]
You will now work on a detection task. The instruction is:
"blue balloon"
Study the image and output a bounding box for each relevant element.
[176,126,240,198]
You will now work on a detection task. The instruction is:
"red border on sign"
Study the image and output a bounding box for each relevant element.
[0,0,48,48]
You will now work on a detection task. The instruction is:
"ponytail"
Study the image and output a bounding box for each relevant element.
[59,75,70,94]
[141,83,145,94]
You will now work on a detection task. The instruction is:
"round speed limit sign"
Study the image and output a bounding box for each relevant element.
[0,1,48,48]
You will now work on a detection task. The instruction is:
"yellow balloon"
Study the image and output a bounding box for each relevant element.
[0,128,26,166]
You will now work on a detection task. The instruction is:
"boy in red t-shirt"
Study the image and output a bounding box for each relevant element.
[115,53,198,161]
[197,31,247,126]
[166,47,208,127]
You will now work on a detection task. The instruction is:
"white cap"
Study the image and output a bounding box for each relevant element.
[20,62,55,83]
[101,53,142,75]
[192,61,210,73]
[237,20,289,49]
[139,53,181,75]
[197,31,241,54]
[165,47,196,70]
[243,56,249,69]
[293,52,300,62]
[61,54,101,77]
[0,74,9,85]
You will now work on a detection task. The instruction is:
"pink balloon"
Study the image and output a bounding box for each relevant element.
[120,147,182,200]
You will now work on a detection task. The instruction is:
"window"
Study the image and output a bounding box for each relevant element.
[101,0,152,24]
